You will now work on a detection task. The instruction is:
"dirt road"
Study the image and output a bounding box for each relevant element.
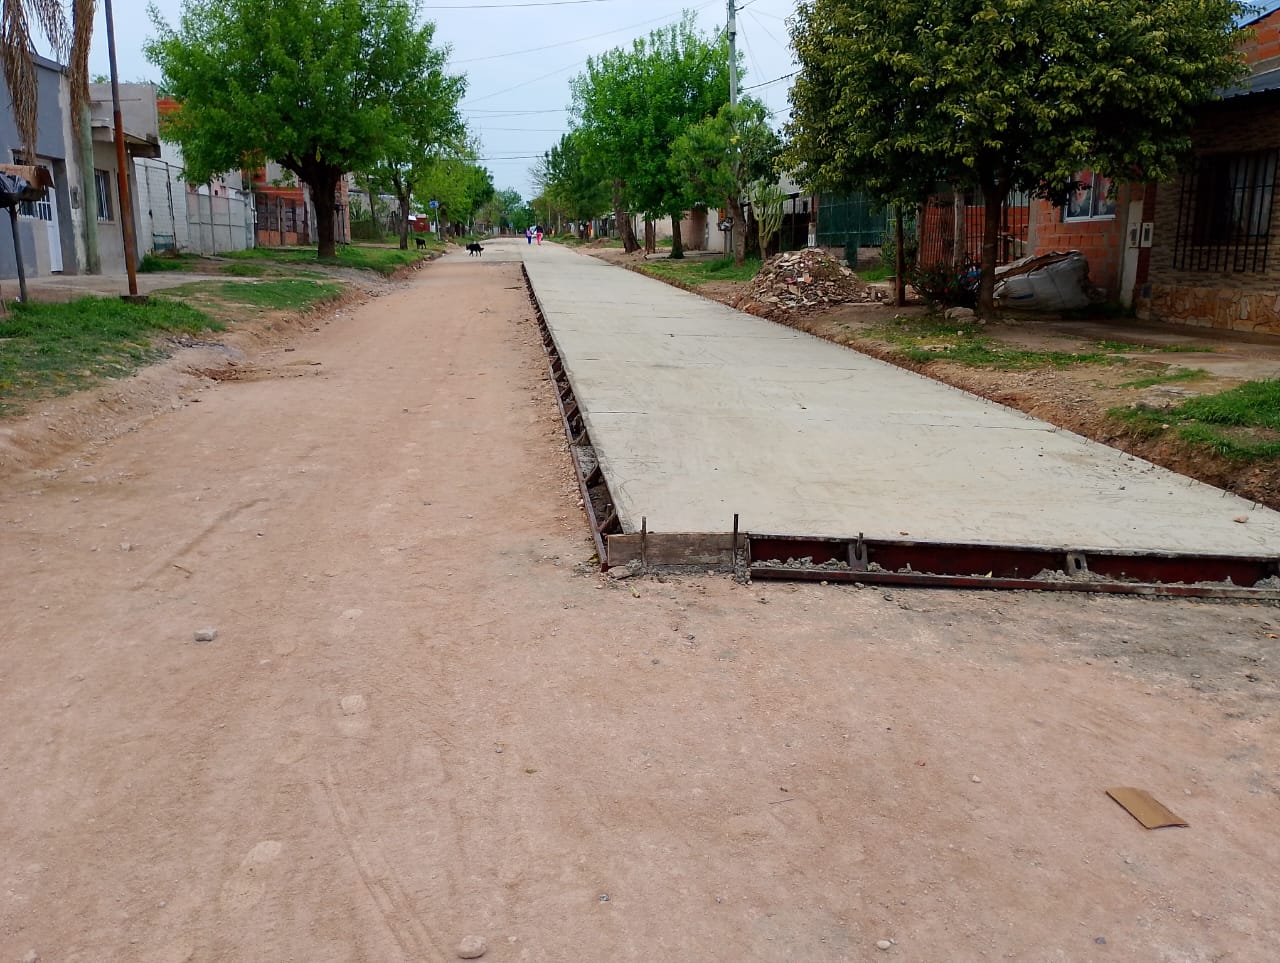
[2,245,1278,961]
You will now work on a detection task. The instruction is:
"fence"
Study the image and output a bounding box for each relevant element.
[134,157,255,255]
[918,190,1030,269]
[815,192,891,261]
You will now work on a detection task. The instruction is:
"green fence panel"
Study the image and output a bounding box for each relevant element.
[815,193,892,259]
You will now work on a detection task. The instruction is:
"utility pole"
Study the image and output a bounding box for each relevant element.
[727,0,738,106]
[104,0,142,299]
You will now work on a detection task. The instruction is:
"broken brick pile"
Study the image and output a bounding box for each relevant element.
[731,249,881,318]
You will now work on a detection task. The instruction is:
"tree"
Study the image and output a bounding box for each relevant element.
[147,0,457,257]
[571,14,731,257]
[788,0,1249,315]
[748,178,786,258]
[3,0,93,155]
[532,131,611,239]
[368,58,466,249]
[415,152,494,236]
[670,99,780,264]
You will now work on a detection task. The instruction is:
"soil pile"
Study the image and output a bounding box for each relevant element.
[732,249,879,318]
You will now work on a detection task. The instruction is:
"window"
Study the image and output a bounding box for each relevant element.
[1063,170,1116,221]
[94,170,114,222]
[1174,150,1278,273]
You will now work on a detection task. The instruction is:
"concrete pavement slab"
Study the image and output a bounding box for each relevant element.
[520,240,1280,557]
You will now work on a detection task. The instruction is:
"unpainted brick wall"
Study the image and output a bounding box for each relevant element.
[1028,183,1135,300]
[1139,96,1280,337]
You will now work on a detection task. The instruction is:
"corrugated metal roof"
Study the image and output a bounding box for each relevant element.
[1223,66,1280,98]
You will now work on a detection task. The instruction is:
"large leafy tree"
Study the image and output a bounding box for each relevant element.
[415,151,494,235]
[571,14,731,257]
[368,60,466,249]
[147,0,457,257]
[670,99,780,264]
[532,131,610,239]
[788,0,1249,314]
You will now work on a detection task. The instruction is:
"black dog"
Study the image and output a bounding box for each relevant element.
[466,242,484,256]
[414,236,426,249]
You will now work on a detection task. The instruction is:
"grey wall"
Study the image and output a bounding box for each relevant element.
[1,56,69,161]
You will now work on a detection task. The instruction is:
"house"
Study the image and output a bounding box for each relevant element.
[136,97,256,255]
[1,61,171,283]
[1006,6,1280,333]
[1135,6,1280,335]
[1,55,81,282]
[247,162,351,248]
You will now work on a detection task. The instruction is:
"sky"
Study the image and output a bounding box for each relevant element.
[70,0,802,202]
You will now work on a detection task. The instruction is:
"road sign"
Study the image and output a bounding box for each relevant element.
[429,200,439,209]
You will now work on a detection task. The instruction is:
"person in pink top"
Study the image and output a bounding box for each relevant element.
[535,225,543,245]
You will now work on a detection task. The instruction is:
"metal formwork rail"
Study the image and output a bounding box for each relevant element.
[747,533,1280,600]
[523,265,624,566]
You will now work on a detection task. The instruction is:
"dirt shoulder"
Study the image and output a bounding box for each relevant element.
[2,244,1279,961]
[584,245,1280,511]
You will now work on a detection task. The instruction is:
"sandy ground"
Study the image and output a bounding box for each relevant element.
[2,244,1279,962]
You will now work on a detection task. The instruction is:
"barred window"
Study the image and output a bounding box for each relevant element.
[1174,150,1278,272]
[94,170,114,222]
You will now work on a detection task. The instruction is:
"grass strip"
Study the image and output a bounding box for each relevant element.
[0,296,222,413]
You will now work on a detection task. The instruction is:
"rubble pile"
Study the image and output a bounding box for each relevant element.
[732,249,879,317]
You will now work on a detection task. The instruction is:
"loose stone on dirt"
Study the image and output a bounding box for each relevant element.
[193,628,217,643]
[456,935,487,959]
[731,249,878,319]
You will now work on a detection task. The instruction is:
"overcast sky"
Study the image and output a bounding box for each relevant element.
[75,0,800,201]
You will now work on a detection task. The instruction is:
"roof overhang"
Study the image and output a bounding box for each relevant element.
[90,122,162,159]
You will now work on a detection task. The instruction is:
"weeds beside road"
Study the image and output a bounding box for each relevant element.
[0,242,413,415]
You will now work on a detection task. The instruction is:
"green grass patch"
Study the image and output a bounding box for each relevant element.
[870,315,1115,370]
[220,262,268,277]
[1118,368,1210,389]
[1093,339,1210,354]
[1109,379,1280,460]
[154,278,343,311]
[638,256,762,286]
[0,296,221,414]
[139,252,199,273]
[224,242,437,276]
[856,264,895,283]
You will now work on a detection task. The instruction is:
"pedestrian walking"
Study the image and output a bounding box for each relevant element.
[526,226,533,245]
[535,225,543,245]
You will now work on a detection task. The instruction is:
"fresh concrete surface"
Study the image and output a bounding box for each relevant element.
[519,240,1280,555]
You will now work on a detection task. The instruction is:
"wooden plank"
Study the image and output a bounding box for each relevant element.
[1106,788,1189,829]
[607,532,738,569]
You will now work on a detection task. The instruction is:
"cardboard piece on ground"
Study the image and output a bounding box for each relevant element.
[1106,787,1189,829]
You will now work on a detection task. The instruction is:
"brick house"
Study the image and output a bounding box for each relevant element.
[1136,6,1280,335]
[1014,6,1280,333]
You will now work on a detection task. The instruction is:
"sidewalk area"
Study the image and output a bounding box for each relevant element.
[521,240,1280,557]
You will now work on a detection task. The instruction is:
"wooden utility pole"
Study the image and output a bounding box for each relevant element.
[104,0,142,299]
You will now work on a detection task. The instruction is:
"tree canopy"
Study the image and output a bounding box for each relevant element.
[669,99,780,263]
[147,0,462,256]
[570,14,731,255]
[531,131,611,239]
[787,0,1250,313]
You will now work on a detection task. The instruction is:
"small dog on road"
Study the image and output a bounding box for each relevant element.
[466,242,484,257]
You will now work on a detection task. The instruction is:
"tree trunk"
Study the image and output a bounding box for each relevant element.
[305,167,342,258]
[727,195,746,266]
[894,206,906,308]
[643,218,655,255]
[669,212,684,259]
[613,180,639,252]
[977,182,1005,318]
[398,193,411,250]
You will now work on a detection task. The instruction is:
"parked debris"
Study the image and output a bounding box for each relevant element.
[732,249,879,318]
[993,251,1093,311]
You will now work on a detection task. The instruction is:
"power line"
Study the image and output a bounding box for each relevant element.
[447,0,717,64]
[741,69,796,91]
